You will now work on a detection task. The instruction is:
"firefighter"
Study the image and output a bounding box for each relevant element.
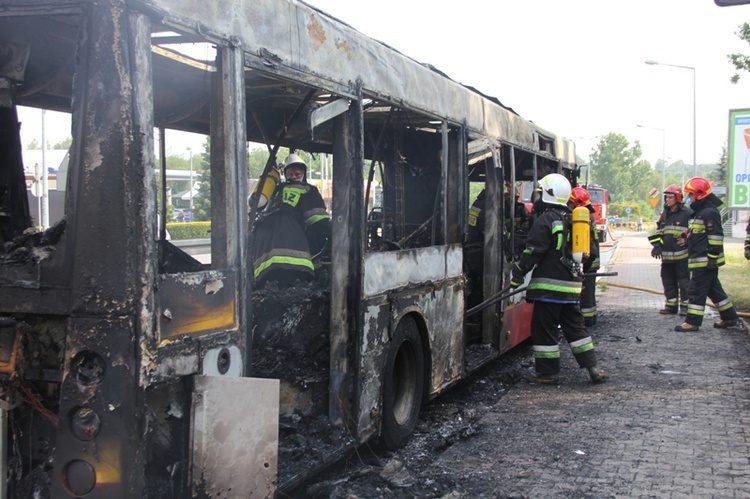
[504,181,530,259]
[251,154,331,287]
[467,189,487,246]
[675,177,738,331]
[568,187,599,327]
[648,184,692,316]
[465,188,487,311]
[745,218,750,260]
[504,181,530,232]
[510,173,607,384]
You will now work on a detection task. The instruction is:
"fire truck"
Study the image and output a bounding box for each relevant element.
[582,184,611,242]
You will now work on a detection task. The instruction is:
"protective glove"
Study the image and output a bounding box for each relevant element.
[509,263,524,288]
[676,230,688,247]
[650,246,662,259]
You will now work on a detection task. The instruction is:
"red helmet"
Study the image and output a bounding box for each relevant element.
[569,187,591,208]
[683,177,711,200]
[663,184,683,204]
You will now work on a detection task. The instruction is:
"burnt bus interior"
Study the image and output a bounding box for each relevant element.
[0,6,487,495]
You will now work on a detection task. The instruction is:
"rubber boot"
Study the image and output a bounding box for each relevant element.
[526,373,560,385]
[675,322,699,332]
[588,366,607,384]
[713,319,738,329]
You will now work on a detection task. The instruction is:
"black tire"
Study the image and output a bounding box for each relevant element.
[381,315,425,450]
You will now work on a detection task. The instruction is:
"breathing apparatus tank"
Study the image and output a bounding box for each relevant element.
[251,168,280,209]
[571,206,591,264]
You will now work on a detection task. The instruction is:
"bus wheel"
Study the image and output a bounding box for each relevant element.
[381,315,425,450]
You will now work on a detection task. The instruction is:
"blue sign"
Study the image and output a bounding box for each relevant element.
[625,207,632,214]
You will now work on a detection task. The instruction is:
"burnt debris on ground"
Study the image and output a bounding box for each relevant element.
[290,343,532,498]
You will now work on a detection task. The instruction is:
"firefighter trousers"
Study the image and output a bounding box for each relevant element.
[660,260,689,313]
[580,274,597,323]
[530,300,598,376]
[685,267,738,326]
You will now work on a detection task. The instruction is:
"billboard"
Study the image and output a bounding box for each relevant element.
[728,108,750,208]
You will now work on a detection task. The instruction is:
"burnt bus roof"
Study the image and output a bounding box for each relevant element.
[2,0,575,166]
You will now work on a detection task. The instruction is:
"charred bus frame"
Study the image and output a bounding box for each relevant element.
[0,0,576,496]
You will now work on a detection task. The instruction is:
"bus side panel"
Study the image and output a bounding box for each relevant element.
[358,245,464,438]
[189,375,279,498]
[417,279,465,397]
[500,301,534,353]
[357,299,390,441]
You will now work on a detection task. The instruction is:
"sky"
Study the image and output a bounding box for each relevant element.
[16,0,750,172]
[303,0,750,169]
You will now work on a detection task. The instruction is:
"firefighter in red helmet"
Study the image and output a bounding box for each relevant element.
[568,187,599,327]
[648,184,692,316]
[675,177,738,331]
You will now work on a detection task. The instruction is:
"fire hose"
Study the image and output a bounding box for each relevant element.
[466,271,619,317]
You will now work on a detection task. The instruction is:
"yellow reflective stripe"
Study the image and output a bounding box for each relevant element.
[570,336,594,354]
[663,225,685,234]
[305,213,331,226]
[533,344,560,359]
[581,308,597,317]
[717,299,734,312]
[528,282,582,294]
[254,254,314,278]
[468,207,480,227]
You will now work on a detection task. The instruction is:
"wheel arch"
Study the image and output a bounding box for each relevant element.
[391,308,431,406]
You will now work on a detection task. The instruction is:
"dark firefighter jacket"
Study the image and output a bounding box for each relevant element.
[252,180,331,282]
[511,204,582,303]
[505,198,530,232]
[685,193,725,270]
[745,219,750,260]
[648,203,692,262]
[467,190,486,245]
[583,205,600,274]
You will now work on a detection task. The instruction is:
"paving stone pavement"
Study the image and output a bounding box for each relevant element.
[434,231,750,498]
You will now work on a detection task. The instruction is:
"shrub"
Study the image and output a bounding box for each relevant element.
[166,221,211,240]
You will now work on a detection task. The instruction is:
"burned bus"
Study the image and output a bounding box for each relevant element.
[0,0,576,496]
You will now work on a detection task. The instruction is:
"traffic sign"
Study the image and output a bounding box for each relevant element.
[649,197,659,208]
[625,207,632,214]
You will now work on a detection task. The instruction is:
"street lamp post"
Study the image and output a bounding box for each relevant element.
[645,60,696,179]
[637,124,666,211]
[187,147,194,211]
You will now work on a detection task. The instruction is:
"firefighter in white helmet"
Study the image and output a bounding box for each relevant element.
[509,173,607,385]
[251,153,331,287]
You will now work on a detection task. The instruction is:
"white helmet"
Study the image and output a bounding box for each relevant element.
[538,173,571,207]
[283,153,307,174]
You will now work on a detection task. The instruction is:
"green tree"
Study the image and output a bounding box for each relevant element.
[248,146,290,178]
[709,144,728,185]
[589,133,656,202]
[589,133,662,220]
[729,22,750,84]
[191,138,211,221]
[27,138,40,150]
[51,137,72,150]
[247,146,326,180]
